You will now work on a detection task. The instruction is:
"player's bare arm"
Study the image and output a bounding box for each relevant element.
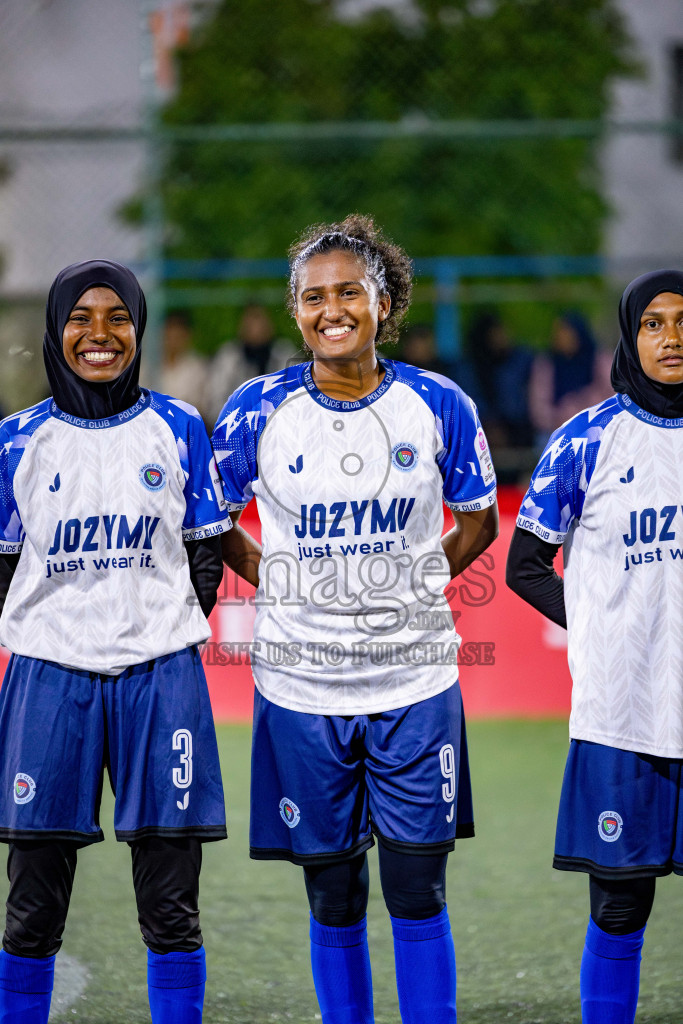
[441,504,499,580]
[220,508,261,588]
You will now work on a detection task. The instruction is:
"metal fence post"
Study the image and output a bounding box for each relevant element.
[434,258,461,361]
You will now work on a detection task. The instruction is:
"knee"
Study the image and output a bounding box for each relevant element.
[378,842,448,920]
[131,837,203,954]
[4,905,67,960]
[304,855,369,927]
[589,875,655,935]
[3,842,77,958]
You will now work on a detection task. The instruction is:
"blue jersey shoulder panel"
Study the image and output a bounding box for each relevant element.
[211,364,305,508]
[148,391,229,534]
[0,401,53,550]
[148,391,204,478]
[387,360,497,507]
[518,395,623,543]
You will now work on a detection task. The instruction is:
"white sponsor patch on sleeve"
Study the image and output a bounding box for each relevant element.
[475,428,495,487]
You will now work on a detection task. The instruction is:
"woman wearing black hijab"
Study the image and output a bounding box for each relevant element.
[0,261,230,1024]
[506,270,683,1024]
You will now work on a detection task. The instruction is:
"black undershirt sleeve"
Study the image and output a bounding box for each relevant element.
[184,536,224,618]
[0,553,20,618]
[505,526,566,629]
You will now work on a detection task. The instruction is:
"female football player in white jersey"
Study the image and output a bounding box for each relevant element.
[0,261,230,1024]
[213,215,499,1023]
[507,269,683,1024]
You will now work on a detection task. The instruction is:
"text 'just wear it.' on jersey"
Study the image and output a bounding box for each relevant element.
[0,390,231,675]
[518,393,683,758]
[211,359,496,715]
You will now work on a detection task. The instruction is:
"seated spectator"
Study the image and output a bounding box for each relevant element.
[206,303,298,424]
[529,312,613,444]
[465,312,535,449]
[156,310,210,421]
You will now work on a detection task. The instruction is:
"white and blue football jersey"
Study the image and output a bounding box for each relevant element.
[212,359,496,715]
[0,391,230,675]
[519,393,683,757]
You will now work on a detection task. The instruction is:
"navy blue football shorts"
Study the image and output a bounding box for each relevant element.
[554,739,683,878]
[0,647,227,844]
[249,682,474,865]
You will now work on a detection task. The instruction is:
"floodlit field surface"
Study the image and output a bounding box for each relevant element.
[20,721,683,1024]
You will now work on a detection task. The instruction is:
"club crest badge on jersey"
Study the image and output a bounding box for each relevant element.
[139,463,167,492]
[279,797,301,828]
[13,773,36,805]
[598,810,623,842]
[392,442,418,472]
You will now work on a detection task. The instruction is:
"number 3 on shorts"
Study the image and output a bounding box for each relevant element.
[173,728,193,810]
[439,743,455,822]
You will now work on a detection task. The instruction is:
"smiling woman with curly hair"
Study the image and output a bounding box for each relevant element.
[214,213,498,1024]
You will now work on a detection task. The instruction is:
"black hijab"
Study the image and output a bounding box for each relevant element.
[611,269,683,419]
[44,260,147,420]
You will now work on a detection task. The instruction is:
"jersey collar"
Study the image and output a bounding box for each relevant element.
[617,392,683,429]
[302,359,395,412]
[49,388,151,430]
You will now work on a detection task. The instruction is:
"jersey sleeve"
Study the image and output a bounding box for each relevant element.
[178,412,232,540]
[210,385,261,510]
[436,384,497,512]
[0,421,26,553]
[517,398,619,543]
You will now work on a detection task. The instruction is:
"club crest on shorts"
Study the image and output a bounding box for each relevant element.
[139,463,166,492]
[392,442,418,471]
[598,810,623,842]
[13,773,36,805]
[279,797,301,828]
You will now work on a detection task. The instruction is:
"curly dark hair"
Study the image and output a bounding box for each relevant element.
[287,213,413,348]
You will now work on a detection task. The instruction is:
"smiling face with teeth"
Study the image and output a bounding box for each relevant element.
[62,286,137,383]
[294,251,391,397]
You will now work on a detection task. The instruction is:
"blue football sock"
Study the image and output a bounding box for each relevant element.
[390,907,457,1023]
[580,916,645,1024]
[0,950,54,1024]
[309,913,374,1024]
[147,947,206,1024]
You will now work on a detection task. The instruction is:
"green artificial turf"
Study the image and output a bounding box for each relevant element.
[13,720,682,1023]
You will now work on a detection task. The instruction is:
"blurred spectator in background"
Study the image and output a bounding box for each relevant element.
[529,312,613,444]
[156,310,210,422]
[206,303,298,424]
[399,323,455,378]
[465,311,535,449]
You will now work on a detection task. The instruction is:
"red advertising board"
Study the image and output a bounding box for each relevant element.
[0,488,572,722]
